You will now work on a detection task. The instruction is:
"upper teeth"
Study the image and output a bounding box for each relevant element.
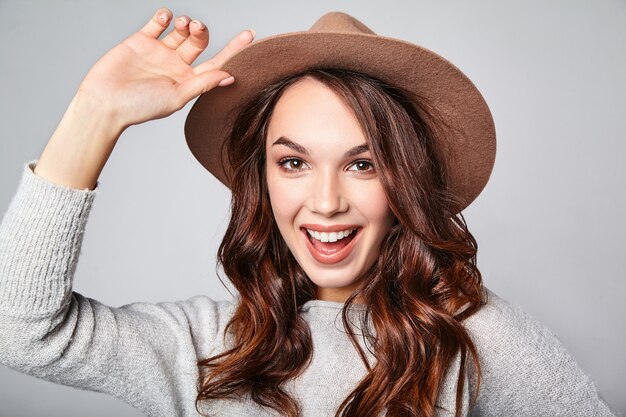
[306,228,356,243]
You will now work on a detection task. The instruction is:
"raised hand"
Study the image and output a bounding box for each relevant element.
[77,8,255,130]
[33,8,254,191]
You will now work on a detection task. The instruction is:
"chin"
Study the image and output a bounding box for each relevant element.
[307,273,357,289]
[305,267,365,294]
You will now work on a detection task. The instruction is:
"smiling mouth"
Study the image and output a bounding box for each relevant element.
[301,227,361,264]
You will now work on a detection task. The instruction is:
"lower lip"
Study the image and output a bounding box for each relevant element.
[302,228,361,264]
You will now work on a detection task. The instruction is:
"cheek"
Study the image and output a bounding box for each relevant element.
[267,174,302,225]
[354,183,393,226]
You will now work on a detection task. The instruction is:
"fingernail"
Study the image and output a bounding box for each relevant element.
[218,76,235,87]
[177,17,188,26]
[159,12,170,23]
[191,20,205,30]
[248,29,256,39]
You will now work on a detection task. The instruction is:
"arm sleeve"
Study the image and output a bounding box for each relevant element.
[464,288,619,417]
[0,160,234,417]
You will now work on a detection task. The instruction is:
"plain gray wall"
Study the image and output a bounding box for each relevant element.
[0,0,624,415]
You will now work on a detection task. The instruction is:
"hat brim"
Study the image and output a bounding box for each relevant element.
[184,31,496,213]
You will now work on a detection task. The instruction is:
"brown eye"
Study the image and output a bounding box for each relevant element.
[278,158,309,172]
[288,160,302,169]
[348,160,375,173]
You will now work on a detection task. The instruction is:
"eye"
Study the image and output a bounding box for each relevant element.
[347,160,375,174]
[277,158,309,172]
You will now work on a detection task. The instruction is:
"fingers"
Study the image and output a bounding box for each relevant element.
[175,19,209,65]
[193,29,255,75]
[176,70,234,108]
[140,8,172,39]
[161,15,191,49]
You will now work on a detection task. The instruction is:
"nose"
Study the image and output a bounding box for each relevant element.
[309,168,348,216]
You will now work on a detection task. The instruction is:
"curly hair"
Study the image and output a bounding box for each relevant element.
[196,68,485,417]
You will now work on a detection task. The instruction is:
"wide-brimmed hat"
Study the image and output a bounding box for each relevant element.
[184,11,496,213]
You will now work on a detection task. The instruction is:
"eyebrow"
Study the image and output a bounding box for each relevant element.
[271,136,370,158]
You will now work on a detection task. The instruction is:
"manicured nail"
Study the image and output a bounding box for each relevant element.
[218,76,235,87]
[159,12,170,23]
[191,20,205,30]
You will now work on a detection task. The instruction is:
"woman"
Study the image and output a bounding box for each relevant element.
[0,7,618,417]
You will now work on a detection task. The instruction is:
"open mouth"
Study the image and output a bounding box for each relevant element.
[301,227,362,264]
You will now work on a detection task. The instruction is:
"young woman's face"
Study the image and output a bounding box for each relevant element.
[265,77,395,302]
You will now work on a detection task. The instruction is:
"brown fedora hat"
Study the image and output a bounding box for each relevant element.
[184,11,496,213]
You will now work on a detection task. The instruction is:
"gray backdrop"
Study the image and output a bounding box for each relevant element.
[0,0,624,415]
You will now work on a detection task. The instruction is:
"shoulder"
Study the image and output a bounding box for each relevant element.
[174,295,237,329]
[463,287,553,350]
[462,287,568,389]
[171,295,237,351]
[461,287,616,416]
[116,295,237,358]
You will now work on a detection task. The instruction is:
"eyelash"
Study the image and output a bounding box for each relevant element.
[276,158,375,175]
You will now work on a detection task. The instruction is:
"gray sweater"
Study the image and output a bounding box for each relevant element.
[0,160,618,417]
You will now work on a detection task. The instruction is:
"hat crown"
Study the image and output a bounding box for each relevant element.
[309,11,376,35]
[185,11,496,214]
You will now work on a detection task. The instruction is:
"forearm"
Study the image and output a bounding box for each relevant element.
[0,161,97,317]
[33,92,124,191]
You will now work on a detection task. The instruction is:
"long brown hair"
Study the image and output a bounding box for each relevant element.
[196,68,485,417]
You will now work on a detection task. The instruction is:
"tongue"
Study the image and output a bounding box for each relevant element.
[310,234,354,254]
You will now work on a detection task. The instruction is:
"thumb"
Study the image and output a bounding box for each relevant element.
[176,70,235,106]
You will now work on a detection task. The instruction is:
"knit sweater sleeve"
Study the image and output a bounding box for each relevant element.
[0,160,234,417]
[464,288,618,416]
